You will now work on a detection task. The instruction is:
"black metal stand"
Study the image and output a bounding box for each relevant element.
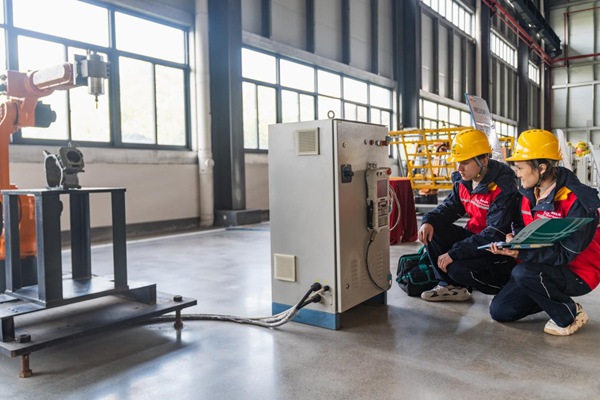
[3,188,129,307]
[0,187,197,377]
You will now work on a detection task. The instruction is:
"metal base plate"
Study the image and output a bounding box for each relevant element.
[0,291,196,358]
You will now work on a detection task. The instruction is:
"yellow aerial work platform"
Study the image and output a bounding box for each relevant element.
[388,126,470,191]
[388,127,515,192]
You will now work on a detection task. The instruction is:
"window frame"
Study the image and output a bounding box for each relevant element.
[241,47,395,152]
[2,0,192,150]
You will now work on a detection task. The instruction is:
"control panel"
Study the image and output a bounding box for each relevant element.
[365,163,390,232]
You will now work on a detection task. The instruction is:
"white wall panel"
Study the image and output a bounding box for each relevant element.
[551,5,600,145]
[550,7,565,44]
[596,9,600,54]
[569,65,594,84]
[349,0,370,71]
[272,0,306,50]
[315,0,342,62]
[378,0,393,78]
[438,26,448,98]
[245,153,269,210]
[552,87,567,128]
[10,162,200,228]
[453,34,462,100]
[553,67,568,86]
[421,14,433,92]
[568,86,593,128]
[567,11,594,56]
[241,0,262,35]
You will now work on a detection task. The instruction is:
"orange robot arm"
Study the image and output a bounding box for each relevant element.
[0,52,108,190]
[0,51,108,258]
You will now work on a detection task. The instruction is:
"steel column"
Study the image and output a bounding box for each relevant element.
[70,193,91,280]
[208,0,246,212]
[306,0,315,53]
[3,194,21,291]
[342,0,350,65]
[479,1,491,102]
[111,190,128,288]
[36,193,63,304]
[261,0,271,38]
[370,0,378,74]
[518,40,530,133]
[394,0,420,128]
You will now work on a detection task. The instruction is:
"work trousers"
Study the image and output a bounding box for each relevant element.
[425,224,515,295]
[490,262,591,327]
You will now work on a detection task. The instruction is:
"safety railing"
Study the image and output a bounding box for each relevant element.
[388,126,472,190]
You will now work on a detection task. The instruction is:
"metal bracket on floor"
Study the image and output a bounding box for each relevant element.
[0,290,196,378]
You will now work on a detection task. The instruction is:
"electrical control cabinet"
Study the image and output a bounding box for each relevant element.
[269,119,390,330]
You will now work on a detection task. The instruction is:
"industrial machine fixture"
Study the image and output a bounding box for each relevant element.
[269,119,391,330]
[0,52,196,378]
[0,50,108,265]
[43,144,86,189]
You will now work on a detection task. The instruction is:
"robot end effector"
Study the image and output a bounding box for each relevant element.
[0,50,109,127]
[74,51,109,106]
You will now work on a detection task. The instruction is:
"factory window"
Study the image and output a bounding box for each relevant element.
[318,70,341,97]
[242,47,394,151]
[13,0,109,47]
[494,121,517,138]
[490,30,518,120]
[529,62,540,85]
[421,0,473,37]
[282,90,315,123]
[528,61,541,128]
[419,99,517,154]
[4,0,190,149]
[491,31,517,68]
[242,82,276,149]
[280,60,314,92]
[115,13,185,63]
[419,99,472,129]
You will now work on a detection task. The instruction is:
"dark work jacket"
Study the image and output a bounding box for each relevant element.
[515,167,600,289]
[422,159,519,260]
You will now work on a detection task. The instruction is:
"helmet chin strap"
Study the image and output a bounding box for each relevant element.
[474,157,486,179]
[532,159,544,187]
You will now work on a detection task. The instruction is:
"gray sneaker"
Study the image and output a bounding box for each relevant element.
[544,303,589,336]
[421,284,471,302]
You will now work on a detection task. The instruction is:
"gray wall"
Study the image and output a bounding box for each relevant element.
[550,1,600,144]
[241,0,395,210]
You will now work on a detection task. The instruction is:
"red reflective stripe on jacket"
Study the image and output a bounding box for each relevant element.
[520,188,577,222]
[459,182,502,234]
[521,190,600,289]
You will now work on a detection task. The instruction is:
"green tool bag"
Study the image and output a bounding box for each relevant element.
[395,246,438,297]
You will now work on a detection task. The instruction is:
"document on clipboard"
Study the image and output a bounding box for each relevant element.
[477,217,594,250]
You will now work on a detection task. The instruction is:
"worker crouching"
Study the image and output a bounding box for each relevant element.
[418,129,520,301]
[488,129,600,336]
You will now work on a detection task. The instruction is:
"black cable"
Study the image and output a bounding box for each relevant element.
[144,282,327,329]
[300,294,322,309]
[365,231,388,292]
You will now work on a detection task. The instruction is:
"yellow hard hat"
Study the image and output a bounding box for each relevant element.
[505,129,562,161]
[446,129,492,163]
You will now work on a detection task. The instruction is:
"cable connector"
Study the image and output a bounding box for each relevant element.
[369,230,377,242]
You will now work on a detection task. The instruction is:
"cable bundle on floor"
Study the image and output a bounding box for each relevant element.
[148,282,328,329]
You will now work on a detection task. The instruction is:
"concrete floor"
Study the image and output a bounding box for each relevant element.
[1,222,599,399]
